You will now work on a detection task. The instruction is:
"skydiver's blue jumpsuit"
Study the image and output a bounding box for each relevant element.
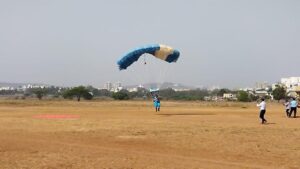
[153,96,160,112]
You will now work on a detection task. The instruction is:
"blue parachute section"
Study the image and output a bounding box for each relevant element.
[117,44,180,70]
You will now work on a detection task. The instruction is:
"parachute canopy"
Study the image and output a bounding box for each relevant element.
[117,44,180,70]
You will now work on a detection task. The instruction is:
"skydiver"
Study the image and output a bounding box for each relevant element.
[153,94,160,112]
[156,95,161,112]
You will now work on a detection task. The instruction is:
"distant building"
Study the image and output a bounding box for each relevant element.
[240,88,254,92]
[271,83,284,90]
[112,82,123,92]
[295,86,300,98]
[127,87,138,92]
[255,90,269,98]
[0,87,14,91]
[286,86,300,98]
[102,82,124,92]
[204,96,223,102]
[212,96,223,101]
[104,82,113,91]
[223,93,237,100]
[204,96,211,101]
[114,82,122,89]
[255,82,269,90]
[173,88,190,92]
[281,77,300,91]
[208,85,220,91]
[138,84,144,88]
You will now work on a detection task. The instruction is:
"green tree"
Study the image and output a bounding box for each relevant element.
[217,88,231,97]
[32,88,47,100]
[159,88,176,99]
[63,86,92,101]
[83,92,93,100]
[249,93,259,102]
[112,90,129,100]
[272,86,286,102]
[128,88,148,99]
[237,91,250,102]
[210,89,220,96]
[91,88,112,97]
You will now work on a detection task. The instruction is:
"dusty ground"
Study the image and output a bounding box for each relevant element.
[0,100,299,169]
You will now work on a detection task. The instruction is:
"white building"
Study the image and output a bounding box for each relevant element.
[271,83,284,90]
[255,82,269,90]
[111,82,123,92]
[127,87,138,92]
[114,82,122,89]
[255,90,269,97]
[281,77,300,90]
[104,82,113,91]
[223,93,237,100]
[0,87,14,91]
[208,85,220,91]
[173,88,190,92]
[240,88,254,93]
[287,88,300,98]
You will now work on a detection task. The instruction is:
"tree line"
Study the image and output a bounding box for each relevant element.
[0,85,289,102]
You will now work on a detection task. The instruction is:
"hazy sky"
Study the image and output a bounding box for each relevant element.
[0,0,299,88]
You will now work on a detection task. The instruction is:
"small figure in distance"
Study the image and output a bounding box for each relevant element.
[257,98,267,124]
[283,99,291,117]
[156,95,160,112]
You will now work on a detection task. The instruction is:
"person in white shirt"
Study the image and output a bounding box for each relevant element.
[257,98,267,124]
[283,99,290,117]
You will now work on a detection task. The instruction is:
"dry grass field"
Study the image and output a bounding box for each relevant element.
[0,99,299,169]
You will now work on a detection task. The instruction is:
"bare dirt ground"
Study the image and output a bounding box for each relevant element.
[0,100,299,169]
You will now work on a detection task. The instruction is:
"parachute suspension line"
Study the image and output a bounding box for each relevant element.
[124,55,147,89]
[143,54,152,86]
[157,63,171,89]
[142,54,158,91]
[139,54,150,88]
[149,57,162,89]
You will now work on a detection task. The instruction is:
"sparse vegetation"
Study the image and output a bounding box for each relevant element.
[112,90,130,100]
[272,86,286,102]
[237,91,251,102]
[63,86,93,101]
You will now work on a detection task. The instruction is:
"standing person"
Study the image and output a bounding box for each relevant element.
[153,95,160,112]
[257,98,267,124]
[284,99,291,117]
[289,98,298,118]
[156,96,160,112]
[153,95,157,110]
